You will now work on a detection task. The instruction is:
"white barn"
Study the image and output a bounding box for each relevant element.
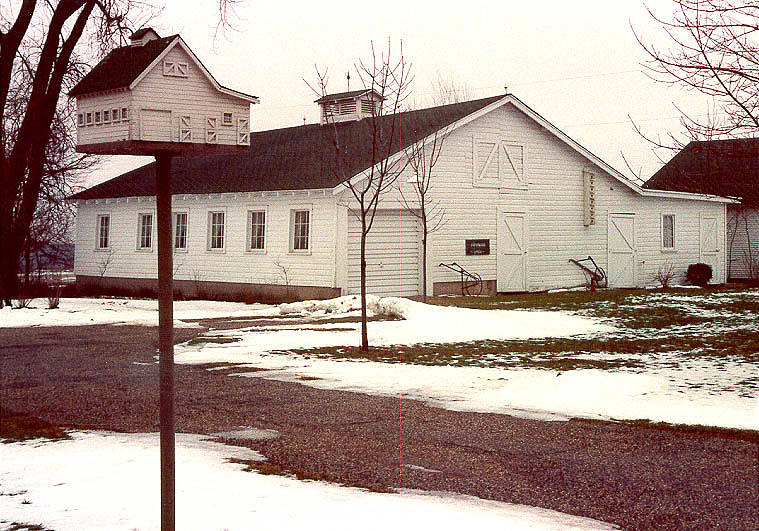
[645,138,758,281]
[72,92,734,299]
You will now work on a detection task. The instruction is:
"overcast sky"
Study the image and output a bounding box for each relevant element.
[88,0,714,188]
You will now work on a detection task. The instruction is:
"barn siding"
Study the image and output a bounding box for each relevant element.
[727,206,759,280]
[341,101,727,293]
[75,193,337,289]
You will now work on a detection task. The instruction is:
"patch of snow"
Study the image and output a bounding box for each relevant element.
[0,431,617,530]
[175,294,757,431]
[403,464,443,474]
[0,298,278,328]
[210,428,280,440]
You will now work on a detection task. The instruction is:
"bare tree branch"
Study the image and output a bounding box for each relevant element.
[632,0,759,149]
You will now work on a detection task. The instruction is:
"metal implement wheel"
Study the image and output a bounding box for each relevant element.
[464,273,483,296]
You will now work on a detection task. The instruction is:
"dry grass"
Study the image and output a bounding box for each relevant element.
[0,408,69,442]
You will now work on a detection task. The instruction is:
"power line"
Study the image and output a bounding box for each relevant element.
[257,69,644,111]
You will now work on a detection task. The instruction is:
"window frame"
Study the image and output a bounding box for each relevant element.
[661,213,677,252]
[245,208,268,253]
[95,213,111,250]
[136,212,154,251]
[206,210,226,252]
[289,207,312,254]
[222,112,233,126]
[173,211,189,252]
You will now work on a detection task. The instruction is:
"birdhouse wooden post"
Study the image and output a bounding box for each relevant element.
[69,28,258,531]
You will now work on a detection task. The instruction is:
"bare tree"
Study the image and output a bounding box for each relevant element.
[95,247,117,284]
[0,1,240,307]
[632,0,759,147]
[430,71,472,106]
[400,128,448,302]
[307,39,413,351]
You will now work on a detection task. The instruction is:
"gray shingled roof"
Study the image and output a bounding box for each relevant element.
[71,95,504,200]
[644,138,759,207]
[69,35,178,97]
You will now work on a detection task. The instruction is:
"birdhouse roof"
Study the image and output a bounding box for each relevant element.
[69,34,257,103]
[69,35,178,97]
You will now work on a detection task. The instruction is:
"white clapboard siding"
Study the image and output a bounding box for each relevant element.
[387,101,727,292]
[76,92,131,145]
[727,206,759,279]
[129,46,250,146]
[347,210,420,297]
[75,194,337,288]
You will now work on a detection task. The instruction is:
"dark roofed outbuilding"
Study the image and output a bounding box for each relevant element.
[644,138,759,207]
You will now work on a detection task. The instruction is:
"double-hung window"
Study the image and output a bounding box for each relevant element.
[138,213,153,249]
[290,209,310,252]
[96,214,110,249]
[247,210,266,251]
[174,212,188,250]
[208,211,225,250]
[662,214,675,250]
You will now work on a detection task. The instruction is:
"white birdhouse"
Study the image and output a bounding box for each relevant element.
[69,28,258,156]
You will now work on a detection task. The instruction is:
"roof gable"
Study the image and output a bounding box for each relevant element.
[644,138,759,206]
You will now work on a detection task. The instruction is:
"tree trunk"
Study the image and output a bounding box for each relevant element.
[24,242,31,287]
[360,217,369,351]
[421,229,428,303]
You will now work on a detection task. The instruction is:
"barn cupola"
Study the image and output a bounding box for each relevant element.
[316,89,385,125]
[129,27,160,46]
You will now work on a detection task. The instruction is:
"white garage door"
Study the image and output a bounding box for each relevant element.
[348,210,420,297]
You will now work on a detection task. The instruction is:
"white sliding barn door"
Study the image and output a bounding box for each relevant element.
[607,213,636,288]
[497,212,527,292]
[347,210,421,297]
[700,214,720,284]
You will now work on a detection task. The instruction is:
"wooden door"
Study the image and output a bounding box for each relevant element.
[700,214,720,284]
[607,213,635,288]
[497,212,527,292]
[139,109,172,141]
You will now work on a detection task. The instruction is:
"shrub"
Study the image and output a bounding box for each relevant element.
[13,297,34,309]
[47,284,63,309]
[655,261,676,289]
[686,263,712,287]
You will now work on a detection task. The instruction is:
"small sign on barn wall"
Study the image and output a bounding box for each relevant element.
[465,239,490,255]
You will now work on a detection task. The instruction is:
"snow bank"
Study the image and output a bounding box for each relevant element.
[279,294,406,319]
[0,431,617,530]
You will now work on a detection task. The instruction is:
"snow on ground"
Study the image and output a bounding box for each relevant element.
[178,342,759,429]
[0,298,278,328]
[175,295,758,431]
[0,431,617,531]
